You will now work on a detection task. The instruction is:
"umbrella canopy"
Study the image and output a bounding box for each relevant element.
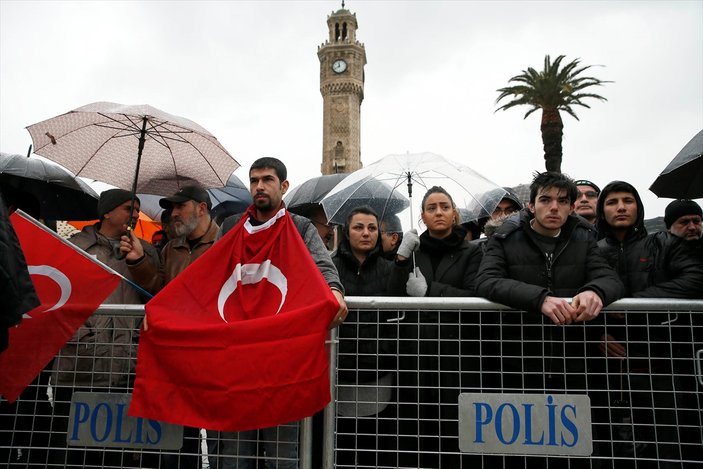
[321,152,506,231]
[0,152,99,220]
[138,172,252,221]
[650,129,703,199]
[26,102,239,197]
[284,173,348,216]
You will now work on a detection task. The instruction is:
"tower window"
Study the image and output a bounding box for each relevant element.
[342,22,347,40]
[335,23,340,41]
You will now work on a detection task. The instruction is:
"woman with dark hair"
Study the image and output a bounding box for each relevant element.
[389,185,483,468]
[331,205,397,467]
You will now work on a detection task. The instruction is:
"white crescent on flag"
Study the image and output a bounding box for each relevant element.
[25,265,72,316]
[217,260,288,322]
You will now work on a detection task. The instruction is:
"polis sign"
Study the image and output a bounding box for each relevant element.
[458,393,592,456]
[68,392,183,449]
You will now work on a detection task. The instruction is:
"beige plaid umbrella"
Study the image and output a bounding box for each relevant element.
[26,102,239,197]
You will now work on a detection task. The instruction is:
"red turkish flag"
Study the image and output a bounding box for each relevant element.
[129,207,338,431]
[0,212,121,402]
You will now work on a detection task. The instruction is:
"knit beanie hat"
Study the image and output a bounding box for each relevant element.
[664,199,702,228]
[98,189,138,218]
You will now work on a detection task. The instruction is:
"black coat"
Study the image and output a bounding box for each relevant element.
[595,183,703,369]
[388,226,483,297]
[0,196,40,352]
[475,209,624,379]
[332,237,396,382]
[477,210,623,312]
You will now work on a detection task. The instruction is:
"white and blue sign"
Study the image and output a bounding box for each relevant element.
[459,393,592,456]
[68,392,183,449]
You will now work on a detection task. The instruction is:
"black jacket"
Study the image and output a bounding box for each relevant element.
[332,236,395,382]
[0,198,39,352]
[389,225,483,297]
[476,209,623,312]
[595,182,703,299]
[595,181,703,368]
[475,209,623,377]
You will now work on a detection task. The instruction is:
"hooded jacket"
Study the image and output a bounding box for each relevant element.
[595,181,703,369]
[596,181,703,299]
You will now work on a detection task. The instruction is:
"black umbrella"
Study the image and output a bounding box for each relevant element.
[138,173,252,221]
[0,152,99,220]
[284,174,349,217]
[650,129,703,199]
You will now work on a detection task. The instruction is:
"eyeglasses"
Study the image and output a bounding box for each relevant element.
[577,191,599,199]
[311,219,335,229]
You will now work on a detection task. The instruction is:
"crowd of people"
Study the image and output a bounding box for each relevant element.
[2,160,702,468]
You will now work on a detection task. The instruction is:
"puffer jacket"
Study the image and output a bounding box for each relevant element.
[52,223,159,388]
[476,209,624,374]
[332,237,395,382]
[595,181,703,369]
[129,220,219,294]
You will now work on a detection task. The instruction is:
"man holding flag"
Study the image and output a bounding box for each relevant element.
[49,188,159,467]
[129,157,346,469]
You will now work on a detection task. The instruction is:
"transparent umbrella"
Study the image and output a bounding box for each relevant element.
[320,152,506,231]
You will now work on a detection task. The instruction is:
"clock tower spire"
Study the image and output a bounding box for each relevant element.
[318,5,366,175]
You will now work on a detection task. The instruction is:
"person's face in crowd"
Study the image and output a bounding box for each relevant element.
[603,191,638,231]
[103,200,140,233]
[250,167,288,216]
[670,214,703,241]
[492,198,518,220]
[171,200,200,238]
[380,221,400,253]
[529,186,573,236]
[308,206,335,244]
[348,213,379,258]
[422,192,455,239]
[152,231,165,246]
[574,185,599,222]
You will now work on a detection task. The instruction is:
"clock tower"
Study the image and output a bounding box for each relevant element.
[318,6,366,175]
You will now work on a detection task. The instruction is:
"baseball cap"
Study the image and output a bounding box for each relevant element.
[159,185,212,210]
[573,179,601,194]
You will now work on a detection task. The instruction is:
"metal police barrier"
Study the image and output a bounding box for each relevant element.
[330,297,703,469]
[1,300,702,468]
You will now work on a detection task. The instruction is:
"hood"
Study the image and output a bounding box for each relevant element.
[596,180,646,241]
[501,186,525,210]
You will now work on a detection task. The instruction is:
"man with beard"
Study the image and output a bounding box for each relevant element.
[123,184,217,293]
[214,157,346,469]
[121,184,217,469]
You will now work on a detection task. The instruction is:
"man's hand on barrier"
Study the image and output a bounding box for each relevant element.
[329,288,348,329]
[599,333,626,358]
[572,290,604,322]
[541,296,577,325]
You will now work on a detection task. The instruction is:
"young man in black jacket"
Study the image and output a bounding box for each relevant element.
[596,181,703,467]
[477,172,624,392]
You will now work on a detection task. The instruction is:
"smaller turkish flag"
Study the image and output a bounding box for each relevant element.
[130,207,339,432]
[0,211,121,402]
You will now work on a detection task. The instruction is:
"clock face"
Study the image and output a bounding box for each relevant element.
[332,59,347,74]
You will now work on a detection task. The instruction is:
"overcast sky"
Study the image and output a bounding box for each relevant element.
[1,0,701,218]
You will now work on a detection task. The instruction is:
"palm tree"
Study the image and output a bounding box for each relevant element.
[496,55,610,173]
